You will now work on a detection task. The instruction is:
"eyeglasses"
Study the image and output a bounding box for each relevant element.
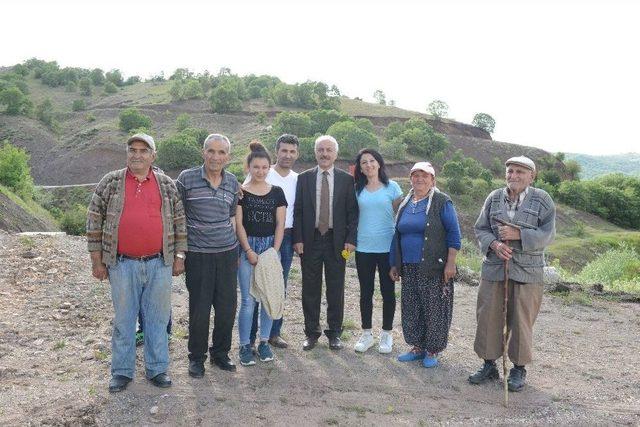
[128,147,152,155]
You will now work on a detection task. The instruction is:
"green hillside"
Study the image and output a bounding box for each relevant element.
[566,152,640,179]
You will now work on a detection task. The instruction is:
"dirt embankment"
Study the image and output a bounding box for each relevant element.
[0,193,57,233]
[0,232,638,425]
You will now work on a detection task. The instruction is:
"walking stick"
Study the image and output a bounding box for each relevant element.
[502,240,509,407]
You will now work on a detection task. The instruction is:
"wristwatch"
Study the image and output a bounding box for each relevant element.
[175,253,186,260]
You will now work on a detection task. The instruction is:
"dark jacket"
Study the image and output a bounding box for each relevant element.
[293,166,358,261]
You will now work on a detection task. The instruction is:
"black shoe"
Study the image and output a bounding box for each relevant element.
[507,367,527,392]
[468,362,499,384]
[188,360,205,378]
[149,373,172,388]
[269,335,289,349]
[108,375,132,393]
[212,355,237,372]
[328,336,343,350]
[302,336,318,351]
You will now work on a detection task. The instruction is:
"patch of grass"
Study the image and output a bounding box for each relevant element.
[94,350,108,360]
[339,404,371,417]
[53,340,66,350]
[0,184,58,230]
[340,330,352,341]
[324,418,339,425]
[384,405,397,415]
[551,290,593,307]
[172,327,188,340]
[342,318,358,330]
[457,238,482,274]
[576,244,640,294]
[19,235,35,249]
[88,385,96,396]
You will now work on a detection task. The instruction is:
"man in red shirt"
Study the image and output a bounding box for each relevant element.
[87,133,187,393]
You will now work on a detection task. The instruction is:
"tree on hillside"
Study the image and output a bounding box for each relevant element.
[90,68,105,86]
[427,99,448,119]
[373,90,386,105]
[273,112,313,138]
[0,141,34,199]
[308,109,351,135]
[105,69,124,86]
[104,81,118,94]
[119,108,152,132]
[36,98,55,127]
[0,87,32,115]
[156,133,202,171]
[79,78,92,96]
[176,113,191,131]
[209,83,242,113]
[471,113,496,133]
[564,159,581,181]
[326,121,378,158]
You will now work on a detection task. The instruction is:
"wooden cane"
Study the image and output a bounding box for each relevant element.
[502,240,510,407]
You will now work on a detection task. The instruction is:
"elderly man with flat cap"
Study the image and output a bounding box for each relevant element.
[469,155,555,392]
[87,133,187,392]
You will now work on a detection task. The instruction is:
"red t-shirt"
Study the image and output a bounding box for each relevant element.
[117,169,163,257]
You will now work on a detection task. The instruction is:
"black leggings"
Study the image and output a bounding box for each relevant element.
[355,251,396,331]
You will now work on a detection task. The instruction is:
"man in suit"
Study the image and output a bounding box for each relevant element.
[293,135,359,351]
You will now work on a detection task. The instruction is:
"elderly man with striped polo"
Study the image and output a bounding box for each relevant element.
[469,155,555,392]
[176,134,241,378]
[87,133,187,393]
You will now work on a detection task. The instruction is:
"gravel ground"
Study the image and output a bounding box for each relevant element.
[0,232,639,425]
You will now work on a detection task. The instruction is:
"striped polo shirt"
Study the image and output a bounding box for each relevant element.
[176,165,240,253]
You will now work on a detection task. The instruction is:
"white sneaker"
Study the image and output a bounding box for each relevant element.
[354,332,374,353]
[378,331,393,354]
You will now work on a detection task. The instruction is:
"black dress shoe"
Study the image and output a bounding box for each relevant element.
[468,362,499,384]
[212,355,237,372]
[189,360,205,378]
[108,375,132,393]
[507,367,527,392]
[149,373,172,388]
[268,335,289,349]
[328,337,343,350]
[302,336,318,351]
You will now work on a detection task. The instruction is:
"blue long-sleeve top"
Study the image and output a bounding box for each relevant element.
[389,198,461,265]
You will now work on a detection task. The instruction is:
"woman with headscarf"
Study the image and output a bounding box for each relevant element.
[389,162,461,368]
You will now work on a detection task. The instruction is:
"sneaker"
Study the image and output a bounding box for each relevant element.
[423,353,438,368]
[257,341,274,362]
[354,332,374,353]
[239,344,256,366]
[468,361,499,384]
[135,331,144,347]
[507,366,527,392]
[397,347,425,362]
[378,331,393,354]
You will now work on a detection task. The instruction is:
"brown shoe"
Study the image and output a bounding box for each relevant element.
[302,336,318,351]
[268,336,288,349]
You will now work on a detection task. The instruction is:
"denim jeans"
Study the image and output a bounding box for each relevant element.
[108,256,172,379]
[238,235,275,346]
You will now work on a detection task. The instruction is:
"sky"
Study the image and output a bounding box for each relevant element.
[2,0,639,155]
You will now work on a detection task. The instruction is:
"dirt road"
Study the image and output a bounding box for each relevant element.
[0,232,638,425]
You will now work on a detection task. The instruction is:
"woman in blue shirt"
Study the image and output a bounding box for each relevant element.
[389,162,461,368]
[353,149,403,354]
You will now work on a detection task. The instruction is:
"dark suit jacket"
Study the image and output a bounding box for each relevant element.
[293,166,358,260]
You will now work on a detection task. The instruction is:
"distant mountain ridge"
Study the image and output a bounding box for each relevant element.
[566,153,640,179]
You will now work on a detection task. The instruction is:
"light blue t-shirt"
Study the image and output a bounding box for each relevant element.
[356,180,403,253]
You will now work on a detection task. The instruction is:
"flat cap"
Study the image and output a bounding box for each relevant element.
[505,155,535,171]
[410,161,436,177]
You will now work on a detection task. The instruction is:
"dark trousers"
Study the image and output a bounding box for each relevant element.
[185,248,238,362]
[301,230,346,340]
[355,251,396,331]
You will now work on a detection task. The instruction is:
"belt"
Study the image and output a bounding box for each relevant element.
[118,252,163,262]
[284,228,293,235]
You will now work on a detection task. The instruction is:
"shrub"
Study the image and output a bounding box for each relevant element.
[0,141,34,198]
[36,98,55,127]
[577,244,640,293]
[0,86,32,115]
[379,139,407,160]
[384,121,405,141]
[86,112,96,122]
[209,83,242,113]
[119,107,152,132]
[124,76,141,85]
[176,113,191,131]
[104,81,118,94]
[90,68,105,85]
[156,134,202,170]
[309,109,350,135]
[326,121,378,159]
[60,204,87,236]
[79,78,92,96]
[256,112,267,125]
[273,112,313,138]
[183,79,204,99]
[65,81,77,93]
[298,137,317,162]
[105,69,124,86]
[72,99,86,111]
[226,163,245,182]
[180,127,209,147]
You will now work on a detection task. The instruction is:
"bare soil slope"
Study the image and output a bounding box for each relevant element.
[0,233,638,425]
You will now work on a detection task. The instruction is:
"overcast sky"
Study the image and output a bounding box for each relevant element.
[2,0,638,155]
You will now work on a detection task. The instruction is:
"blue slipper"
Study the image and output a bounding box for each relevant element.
[423,353,438,368]
[397,349,425,362]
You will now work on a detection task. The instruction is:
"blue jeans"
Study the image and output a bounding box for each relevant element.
[108,256,172,379]
[238,235,275,346]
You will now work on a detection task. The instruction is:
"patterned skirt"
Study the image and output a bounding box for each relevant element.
[400,263,454,354]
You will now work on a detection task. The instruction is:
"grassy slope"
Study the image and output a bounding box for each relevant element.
[566,152,640,179]
[0,185,59,231]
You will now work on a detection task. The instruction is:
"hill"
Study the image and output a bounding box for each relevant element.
[566,152,640,179]
[0,185,58,232]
